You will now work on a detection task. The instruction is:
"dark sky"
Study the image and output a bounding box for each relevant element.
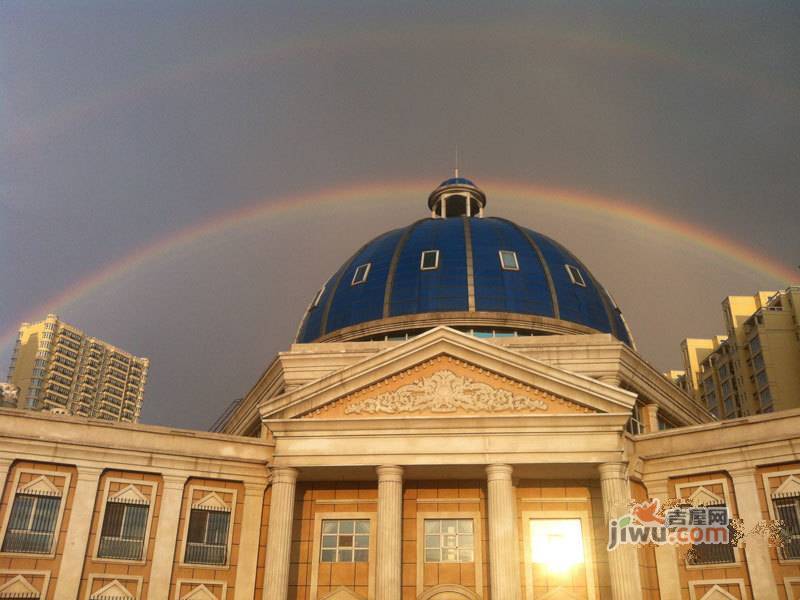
[2,2,798,429]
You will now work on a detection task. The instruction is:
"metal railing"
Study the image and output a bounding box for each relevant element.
[1,530,53,554]
[185,542,227,565]
[97,536,145,561]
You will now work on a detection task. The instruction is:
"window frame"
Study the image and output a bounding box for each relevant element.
[498,250,519,271]
[761,469,800,564]
[415,511,483,596]
[0,469,70,559]
[522,509,597,600]
[674,478,741,568]
[179,485,237,569]
[93,477,157,565]
[565,264,587,287]
[351,263,371,285]
[420,250,440,271]
[311,284,326,308]
[310,512,376,600]
[422,517,475,563]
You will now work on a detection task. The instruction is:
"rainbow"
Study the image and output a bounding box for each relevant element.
[1,179,796,351]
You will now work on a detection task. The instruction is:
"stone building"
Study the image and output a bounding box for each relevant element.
[0,177,798,600]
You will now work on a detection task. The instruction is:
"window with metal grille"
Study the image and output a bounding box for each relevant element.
[773,495,800,559]
[320,519,369,562]
[97,501,149,561]
[686,504,736,565]
[1,493,60,554]
[185,508,231,565]
[424,519,474,563]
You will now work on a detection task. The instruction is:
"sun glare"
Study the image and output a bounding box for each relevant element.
[530,519,585,573]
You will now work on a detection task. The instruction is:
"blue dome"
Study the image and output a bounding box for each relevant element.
[439,177,476,187]
[296,217,633,345]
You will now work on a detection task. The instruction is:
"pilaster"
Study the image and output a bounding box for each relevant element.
[148,474,188,599]
[235,482,267,600]
[643,479,680,600]
[53,466,102,600]
[729,467,779,600]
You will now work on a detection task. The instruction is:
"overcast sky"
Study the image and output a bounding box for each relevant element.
[2,2,798,429]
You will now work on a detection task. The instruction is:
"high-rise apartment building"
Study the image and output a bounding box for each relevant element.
[6,314,149,422]
[672,287,800,418]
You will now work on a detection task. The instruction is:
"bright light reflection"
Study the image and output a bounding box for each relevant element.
[530,519,584,573]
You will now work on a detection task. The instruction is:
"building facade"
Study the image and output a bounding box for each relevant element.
[0,178,798,600]
[671,288,800,418]
[6,314,149,422]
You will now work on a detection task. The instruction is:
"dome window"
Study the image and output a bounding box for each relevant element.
[311,285,326,308]
[565,265,586,287]
[420,250,440,271]
[351,263,371,286]
[498,250,519,271]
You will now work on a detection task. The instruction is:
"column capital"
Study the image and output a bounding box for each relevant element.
[76,465,103,482]
[728,466,757,482]
[162,474,189,490]
[376,465,403,482]
[271,467,299,485]
[243,482,268,498]
[642,478,670,499]
[485,463,513,481]
[598,462,628,481]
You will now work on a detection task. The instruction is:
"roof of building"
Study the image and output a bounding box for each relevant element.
[296,184,633,345]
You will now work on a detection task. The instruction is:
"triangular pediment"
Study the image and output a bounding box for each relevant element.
[319,587,364,600]
[698,585,737,600]
[0,576,39,597]
[193,492,229,511]
[303,355,594,418]
[688,486,723,506]
[90,580,134,600]
[774,475,800,497]
[181,584,218,600]
[262,327,636,421]
[19,475,60,496]
[110,484,148,504]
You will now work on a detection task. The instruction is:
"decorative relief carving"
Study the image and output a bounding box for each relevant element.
[343,370,548,415]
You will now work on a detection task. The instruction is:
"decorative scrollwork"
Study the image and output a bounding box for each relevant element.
[343,370,548,415]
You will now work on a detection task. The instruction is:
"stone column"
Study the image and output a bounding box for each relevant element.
[148,475,188,599]
[729,467,779,600]
[54,466,102,600]
[644,479,680,600]
[263,467,299,600]
[235,482,267,600]
[599,463,642,600]
[486,464,521,600]
[375,465,403,600]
